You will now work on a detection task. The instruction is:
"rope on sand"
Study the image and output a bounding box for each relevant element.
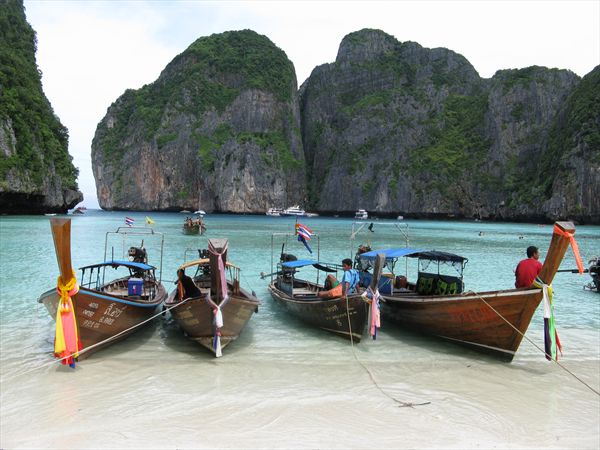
[345,295,431,408]
[468,290,600,397]
[2,298,193,381]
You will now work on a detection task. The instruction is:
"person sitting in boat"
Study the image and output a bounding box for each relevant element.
[177,268,201,300]
[341,258,360,296]
[515,246,542,288]
[317,274,342,298]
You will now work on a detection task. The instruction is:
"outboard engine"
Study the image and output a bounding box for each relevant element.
[280,253,297,281]
[128,243,148,264]
[354,244,372,271]
[280,253,297,263]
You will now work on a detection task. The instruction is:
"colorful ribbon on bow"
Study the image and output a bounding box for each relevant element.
[533,276,562,361]
[207,241,230,357]
[362,287,381,340]
[54,270,81,367]
[553,224,585,274]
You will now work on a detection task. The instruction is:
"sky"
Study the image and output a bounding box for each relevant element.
[23,0,600,209]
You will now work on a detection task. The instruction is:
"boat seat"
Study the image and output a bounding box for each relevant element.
[417,275,435,295]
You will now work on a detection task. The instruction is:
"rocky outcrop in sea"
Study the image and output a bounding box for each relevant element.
[91,27,598,223]
[0,0,82,214]
[300,29,597,223]
[92,30,305,212]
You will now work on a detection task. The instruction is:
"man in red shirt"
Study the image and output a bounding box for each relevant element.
[515,246,543,288]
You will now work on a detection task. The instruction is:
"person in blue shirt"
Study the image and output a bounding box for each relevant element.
[341,258,360,296]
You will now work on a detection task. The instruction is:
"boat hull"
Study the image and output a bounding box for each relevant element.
[268,282,368,342]
[165,289,259,356]
[380,288,543,360]
[38,284,166,359]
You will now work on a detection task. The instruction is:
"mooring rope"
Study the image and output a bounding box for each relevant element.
[467,290,600,397]
[2,297,193,381]
[344,294,430,408]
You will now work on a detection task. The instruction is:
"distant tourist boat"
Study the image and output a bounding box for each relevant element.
[280,205,306,217]
[266,207,284,217]
[193,209,206,217]
[38,219,167,359]
[305,212,320,217]
[354,209,368,220]
[179,210,191,213]
[183,215,206,235]
[397,215,404,220]
[164,239,259,357]
[72,207,85,215]
[355,221,577,361]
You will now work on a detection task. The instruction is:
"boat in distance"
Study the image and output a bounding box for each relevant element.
[38,219,168,359]
[354,209,368,220]
[356,221,577,361]
[280,205,306,217]
[164,239,259,357]
[266,207,284,216]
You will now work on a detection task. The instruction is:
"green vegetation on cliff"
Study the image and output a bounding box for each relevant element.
[408,94,489,195]
[542,66,600,192]
[0,0,78,189]
[98,30,297,161]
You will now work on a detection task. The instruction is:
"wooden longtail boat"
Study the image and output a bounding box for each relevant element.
[164,239,259,357]
[182,215,206,235]
[38,219,167,359]
[267,256,385,342]
[356,221,577,361]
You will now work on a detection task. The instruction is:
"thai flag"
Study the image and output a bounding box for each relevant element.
[295,222,313,254]
[296,223,313,240]
[125,217,134,227]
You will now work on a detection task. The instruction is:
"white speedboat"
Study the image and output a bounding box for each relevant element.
[354,209,368,220]
[280,205,306,217]
[193,210,206,217]
[266,207,284,217]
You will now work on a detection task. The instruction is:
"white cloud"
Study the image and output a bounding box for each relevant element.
[23,0,599,208]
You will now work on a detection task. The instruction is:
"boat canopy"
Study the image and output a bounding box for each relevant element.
[281,259,338,272]
[408,250,467,263]
[360,248,467,263]
[79,259,156,271]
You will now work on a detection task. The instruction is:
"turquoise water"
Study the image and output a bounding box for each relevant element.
[1,212,599,448]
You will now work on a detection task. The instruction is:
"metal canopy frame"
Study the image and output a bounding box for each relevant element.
[349,221,410,275]
[270,232,321,284]
[104,226,165,282]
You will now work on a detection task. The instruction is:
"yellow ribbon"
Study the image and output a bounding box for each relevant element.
[54,270,81,360]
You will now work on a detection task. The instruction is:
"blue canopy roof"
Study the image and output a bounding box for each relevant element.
[359,248,425,260]
[281,259,320,268]
[79,259,156,271]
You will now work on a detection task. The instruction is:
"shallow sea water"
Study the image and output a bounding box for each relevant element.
[1,212,599,449]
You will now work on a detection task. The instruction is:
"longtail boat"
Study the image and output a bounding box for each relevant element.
[267,259,369,341]
[38,219,167,359]
[356,221,578,361]
[182,215,206,235]
[164,238,259,357]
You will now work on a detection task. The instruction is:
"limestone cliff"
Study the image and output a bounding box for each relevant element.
[300,29,591,222]
[92,30,304,212]
[0,0,82,213]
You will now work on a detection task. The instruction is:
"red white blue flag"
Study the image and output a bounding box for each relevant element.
[125,217,134,227]
[295,222,313,253]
